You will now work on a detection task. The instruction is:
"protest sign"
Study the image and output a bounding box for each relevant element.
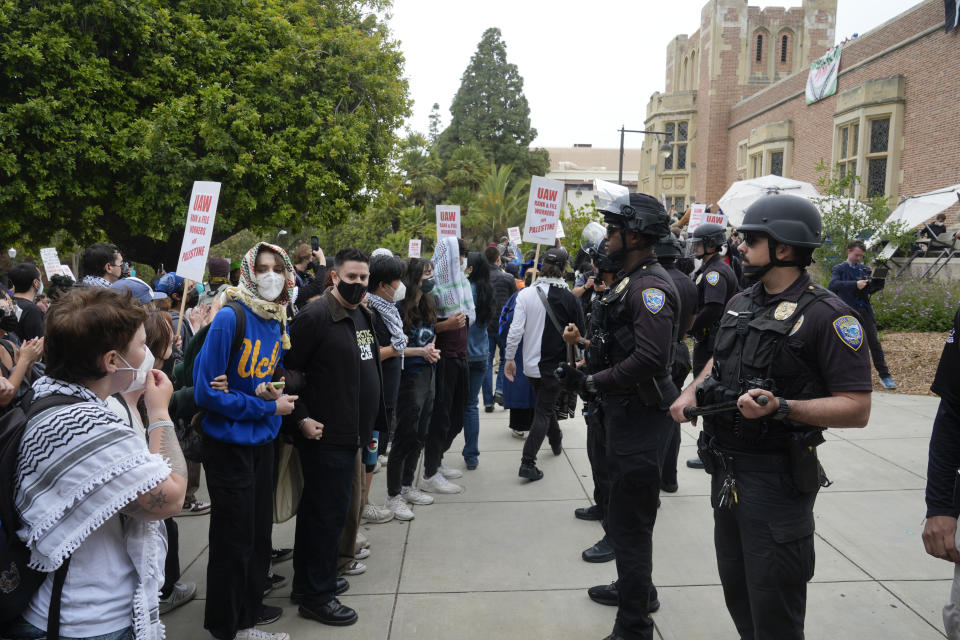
[39,248,65,280]
[523,176,563,244]
[408,239,422,258]
[175,181,221,283]
[555,220,565,239]
[507,226,522,245]
[59,265,76,281]
[436,205,461,238]
[687,203,707,232]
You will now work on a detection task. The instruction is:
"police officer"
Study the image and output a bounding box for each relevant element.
[656,234,698,492]
[559,193,679,640]
[686,222,738,470]
[670,195,872,640]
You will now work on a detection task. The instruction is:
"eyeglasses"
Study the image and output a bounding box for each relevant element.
[741,232,766,247]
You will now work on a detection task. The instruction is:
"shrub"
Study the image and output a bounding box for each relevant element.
[872,277,960,332]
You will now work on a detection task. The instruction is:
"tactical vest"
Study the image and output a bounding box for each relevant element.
[701,281,832,451]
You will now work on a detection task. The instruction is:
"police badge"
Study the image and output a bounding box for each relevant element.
[833,315,864,351]
[774,301,797,321]
[705,271,720,286]
[642,288,665,314]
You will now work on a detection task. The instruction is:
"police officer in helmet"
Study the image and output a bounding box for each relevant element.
[559,193,680,640]
[670,194,872,640]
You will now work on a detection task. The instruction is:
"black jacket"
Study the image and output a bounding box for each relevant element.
[489,267,516,336]
[286,290,386,449]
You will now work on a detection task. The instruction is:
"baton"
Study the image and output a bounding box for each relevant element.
[683,394,768,420]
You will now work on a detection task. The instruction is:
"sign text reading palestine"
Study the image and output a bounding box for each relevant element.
[181,195,214,262]
[528,186,560,234]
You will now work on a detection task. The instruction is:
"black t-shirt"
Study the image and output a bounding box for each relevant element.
[348,306,381,437]
[371,309,402,409]
[696,255,738,307]
[12,297,44,342]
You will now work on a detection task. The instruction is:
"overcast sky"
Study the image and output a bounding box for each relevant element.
[387,0,915,149]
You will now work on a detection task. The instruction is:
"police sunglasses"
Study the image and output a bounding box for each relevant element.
[741,232,766,247]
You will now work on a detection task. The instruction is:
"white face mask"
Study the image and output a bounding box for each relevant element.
[460,257,468,272]
[116,345,154,393]
[34,280,43,297]
[256,271,285,301]
[392,282,406,302]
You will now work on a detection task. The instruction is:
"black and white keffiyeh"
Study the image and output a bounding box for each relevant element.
[16,377,170,639]
[366,292,407,354]
[82,275,112,288]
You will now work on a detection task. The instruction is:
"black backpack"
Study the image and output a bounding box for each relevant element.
[0,392,82,637]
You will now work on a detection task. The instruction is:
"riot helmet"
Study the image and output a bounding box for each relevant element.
[688,222,726,251]
[655,234,683,261]
[736,194,822,277]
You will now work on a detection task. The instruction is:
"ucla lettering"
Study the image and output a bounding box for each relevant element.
[237,338,281,379]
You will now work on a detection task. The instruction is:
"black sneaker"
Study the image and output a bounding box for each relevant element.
[494,390,504,406]
[298,597,358,626]
[518,462,543,481]
[484,404,494,413]
[271,548,294,563]
[263,573,288,597]
[257,604,283,625]
[574,504,602,521]
[290,578,349,604]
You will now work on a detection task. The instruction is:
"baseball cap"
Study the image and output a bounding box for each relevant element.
[156,272,185,295]
[110,277,167,306]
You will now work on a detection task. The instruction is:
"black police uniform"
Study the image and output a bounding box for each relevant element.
[696,272,871,639]
[583,289,612,524]
[660,261,698,490]
[591,256,680,640]
[691,253,738,375]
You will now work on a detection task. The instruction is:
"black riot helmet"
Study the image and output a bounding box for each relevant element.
[602,193,671,267]
[655,234,683,261]
[736,194,823,248]
[688,222,726,250]
[594,239,619,274]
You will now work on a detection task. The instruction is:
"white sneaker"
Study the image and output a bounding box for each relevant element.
[379,454,389,465]
[511,429,527,439]
[385,495,415,520]
[361,503,394,524]
[356,531,369,551]
[355,547,371,560]
[401,486,435,505]
[420,472,463,494]
[438,463,463,479]
[339,560,367,576]
[372,459,383,474]
[234,628,290,640]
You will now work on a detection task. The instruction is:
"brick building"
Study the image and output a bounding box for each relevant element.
[638,0,960,220]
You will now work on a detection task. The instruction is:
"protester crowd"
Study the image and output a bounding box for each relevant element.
[5,197,957,640]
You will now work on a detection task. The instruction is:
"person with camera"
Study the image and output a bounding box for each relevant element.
[670,195,872,640]
[557,194,680,640]
[828,239,897,390]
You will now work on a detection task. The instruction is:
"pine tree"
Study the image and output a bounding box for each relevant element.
[437,28,549,179]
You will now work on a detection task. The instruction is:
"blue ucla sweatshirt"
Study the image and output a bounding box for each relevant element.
[193,301,284,445]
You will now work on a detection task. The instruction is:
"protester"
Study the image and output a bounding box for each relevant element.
[0,305,42,412]
[926,212,948,240]
[193,242,298,640]
[285,247,385,627]
[8,263,45,342]
[2,288,186,640]
[421,236,474,494]
[462,251,494,469]
[208,257,232,288]
[81,243,124,287]
[384,258,442,520]
[484,246,515,410]
[45,274,75,303]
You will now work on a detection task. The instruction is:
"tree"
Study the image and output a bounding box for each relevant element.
[0,0,408,267]
[436,28,549,180]
[428,102,442,143]
[467,163,527,242]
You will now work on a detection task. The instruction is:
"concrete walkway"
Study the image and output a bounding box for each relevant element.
[163,391,953,639]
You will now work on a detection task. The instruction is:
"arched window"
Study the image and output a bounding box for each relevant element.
[781,35,789,62]
[756,34,763,62]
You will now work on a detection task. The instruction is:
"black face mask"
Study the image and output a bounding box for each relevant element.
[337,279,367,305]
[420,277,435,294]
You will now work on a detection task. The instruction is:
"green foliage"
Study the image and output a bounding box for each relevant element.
[466,163,527,243]
[0,0,409,266]
[561,201,601,254]
[872,276,960,332]
[811,160,910,270]
[436,28,548,180]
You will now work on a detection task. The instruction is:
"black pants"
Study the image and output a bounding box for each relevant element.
[388,366,435,496]
[203,436,275,640]
[424,357,468,477]
[857,307,890,378]
[712,468,817,640]
[292,445,357,605]
[585,402,610,521]
[603,396,672,640]
[161,518,180,599]
[522,376,563,464]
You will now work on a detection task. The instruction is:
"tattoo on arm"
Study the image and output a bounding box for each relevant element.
[120,486,169,518]
[151,424,188,479]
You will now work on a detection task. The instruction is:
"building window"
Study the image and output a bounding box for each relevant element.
[756,35,763,62]
[663,122,674,170]
[837,121,859,195]
[866,117,890,198]
[749,153,762,178]
[770,151,784,177]
[780,35,788,63]
[662,120,688,171]
[737,141,748,171]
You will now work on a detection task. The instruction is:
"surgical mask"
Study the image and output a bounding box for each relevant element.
[34,280,43,297]
[420,277,435,294]
[392,282,406,302]
[256,271,285,301]
[337,279,367,305]
[116,346,154,393]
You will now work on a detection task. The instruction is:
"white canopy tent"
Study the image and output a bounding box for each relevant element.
[884,184,960,230]
[718,175,822,227]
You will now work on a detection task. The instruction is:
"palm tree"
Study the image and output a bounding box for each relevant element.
[473,163,528,241]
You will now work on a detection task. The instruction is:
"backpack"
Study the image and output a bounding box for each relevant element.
[497,291,520,350]
[0,392,83,636]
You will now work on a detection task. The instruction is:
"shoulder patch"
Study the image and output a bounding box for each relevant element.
[705,271,720,286]
[833,315,864,351]
[642,288,665,314]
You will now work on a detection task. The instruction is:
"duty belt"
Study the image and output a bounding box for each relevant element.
[697,432,789,474]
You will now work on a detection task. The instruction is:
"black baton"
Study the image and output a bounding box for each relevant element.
[683,394,769,420]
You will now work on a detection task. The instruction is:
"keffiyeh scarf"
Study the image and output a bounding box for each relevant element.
[432,236,476,324]
[366,292,407,354]
[16,377,170,640]
[223,241,295,348]
[82,275,112,288]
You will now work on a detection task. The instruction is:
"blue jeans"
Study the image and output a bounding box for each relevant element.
[462,359,487,464]
[1,619,133,640]
[482,333,504,406]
